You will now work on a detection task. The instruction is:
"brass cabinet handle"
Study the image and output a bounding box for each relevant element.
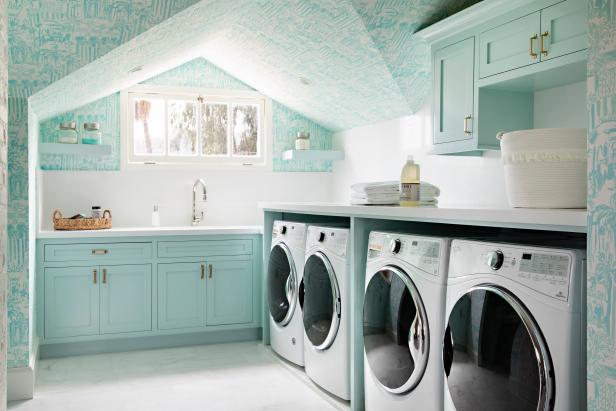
[93,268,97,284]
[463,115,472,134]
[540,31,549,56]
[92,249,109,255]
[529,34,538,58]
[200,264,205,280]
[208,264,213,279]
[102,268,107,284]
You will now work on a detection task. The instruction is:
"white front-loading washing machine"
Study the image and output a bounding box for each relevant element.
[443,239,586,411]
[267,220,308,366]
[301,226,351,400]
[363,231,451,411]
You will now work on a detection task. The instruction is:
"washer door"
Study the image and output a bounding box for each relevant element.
[302,252,341,350]
[443,285,554,411]
[267,243,297,326]
[363,265,429,394]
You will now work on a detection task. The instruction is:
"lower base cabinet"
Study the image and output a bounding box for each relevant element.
[157,262,206,330]
[44,264,152,338]
[206,259,252,326]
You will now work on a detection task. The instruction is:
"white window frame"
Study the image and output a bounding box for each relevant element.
[121,84,272,170]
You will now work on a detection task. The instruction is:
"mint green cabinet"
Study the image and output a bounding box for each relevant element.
[157,262,206,330]
[100,264,152,334]
[479,12,540,78]
[206,259,253,326]
[44,266,99,339]
[540,0,587,61]
[433,37,475,147]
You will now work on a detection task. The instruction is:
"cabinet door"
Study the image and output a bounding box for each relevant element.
[206,259,252,326]
[434,37,475,145]
[100,264,152,334]
[158,262,206,330]
[44,266,99,339]
[479,12,540,78]
[540,0,587,61]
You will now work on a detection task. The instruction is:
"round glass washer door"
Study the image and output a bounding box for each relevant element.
[363,265,429,394]
[443,285,554,411]
[267,243,297,326]
[302,252,341,350]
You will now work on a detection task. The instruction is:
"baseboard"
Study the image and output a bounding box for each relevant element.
[40,327,262,359]
[8,336,39,401]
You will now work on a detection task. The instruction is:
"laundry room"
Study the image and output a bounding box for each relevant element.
[0,0,613,410]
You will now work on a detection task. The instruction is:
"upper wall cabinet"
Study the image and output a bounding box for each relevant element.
[433,38,476,149]
[480,0,587,78]
[418,0,588,155]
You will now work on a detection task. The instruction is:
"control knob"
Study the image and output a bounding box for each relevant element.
[486,250,504,270]
[390,239,402,255]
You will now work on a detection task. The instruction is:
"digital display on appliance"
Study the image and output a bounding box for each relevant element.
[522,253,532,260]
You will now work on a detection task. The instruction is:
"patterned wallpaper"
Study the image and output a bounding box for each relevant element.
[587,0,616,409]
[0,0,8,404]
[7,0,203,368]
[39,57,333,172]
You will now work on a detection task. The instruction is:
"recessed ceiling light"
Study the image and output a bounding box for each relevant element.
[299,77,311,86]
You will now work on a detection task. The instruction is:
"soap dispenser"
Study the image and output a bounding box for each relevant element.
[152,205,160,227]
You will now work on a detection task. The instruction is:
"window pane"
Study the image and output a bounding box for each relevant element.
[168,100,197,156]
[133,98,165,155]
[201,103,228,155]
[232,104,259,156]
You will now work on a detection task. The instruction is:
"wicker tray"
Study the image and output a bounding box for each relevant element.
[53,210,112,231]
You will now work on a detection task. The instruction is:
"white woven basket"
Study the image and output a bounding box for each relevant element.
[497,128,587,209]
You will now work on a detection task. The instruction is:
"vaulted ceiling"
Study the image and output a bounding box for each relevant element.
[31,0,481,131]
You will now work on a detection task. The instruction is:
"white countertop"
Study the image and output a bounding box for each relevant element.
[259,202,587,233]
[37,225,263,239]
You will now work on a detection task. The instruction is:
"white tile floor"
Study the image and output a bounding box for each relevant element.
[9,341,349,411]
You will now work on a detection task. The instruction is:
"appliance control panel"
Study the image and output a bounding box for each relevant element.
[368,231,442,276]
[450,240,575,302]
[307,226,349,257]
[272,221,306,247]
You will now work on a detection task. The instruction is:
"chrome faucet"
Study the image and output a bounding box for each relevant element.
[192,179,207,226]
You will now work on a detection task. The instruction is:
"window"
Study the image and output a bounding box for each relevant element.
[123,86,269,167]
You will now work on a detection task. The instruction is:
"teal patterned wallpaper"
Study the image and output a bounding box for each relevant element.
[39,57,333,172]
[587,0,616,409]
[8,0,203,368]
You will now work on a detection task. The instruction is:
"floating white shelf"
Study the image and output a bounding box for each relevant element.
[39,143,112,156]
[282,149,344,161]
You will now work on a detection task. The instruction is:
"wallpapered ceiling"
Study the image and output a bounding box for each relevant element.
[587,0,616,409]
[8,0,203,368]
[39,57,333,172]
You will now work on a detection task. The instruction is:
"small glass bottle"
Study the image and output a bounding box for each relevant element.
[400,155,420,207]
[295,131,310,150]
[58,121,78,144]
[82,122,102,145]
[91,206,103,219]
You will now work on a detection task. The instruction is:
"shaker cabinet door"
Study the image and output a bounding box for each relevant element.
[479,12,540,78]
[539,0,587,61]
[206,259,253,326]
[100,264,152,334]
[44,266,100,339]
[434,37,475,146]
[157,262,206,330]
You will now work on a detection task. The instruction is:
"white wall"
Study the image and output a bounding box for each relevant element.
[331,81,587,206]
[39,170,332,229]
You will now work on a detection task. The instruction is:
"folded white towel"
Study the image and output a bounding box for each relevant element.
[350,198,438,206]
[351,190,438,202]
[350,181,441,197]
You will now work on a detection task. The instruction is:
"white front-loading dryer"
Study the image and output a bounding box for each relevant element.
[443,239,586,411]
[363,231,451,411]
[267,220,307,366]
[301,226,351,400]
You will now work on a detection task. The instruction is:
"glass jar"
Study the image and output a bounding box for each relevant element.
[295,131,310,150]
[82,122,102,145]
[58,121,78,144]
[91,206,103,219]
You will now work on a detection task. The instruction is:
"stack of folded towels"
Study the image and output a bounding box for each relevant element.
[350,181,440,206]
